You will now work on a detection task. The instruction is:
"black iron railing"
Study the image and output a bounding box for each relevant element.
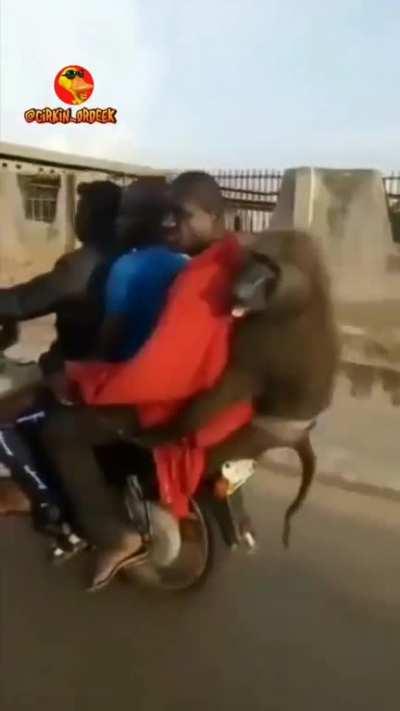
[210,170,400,233]
[210,169,400,209]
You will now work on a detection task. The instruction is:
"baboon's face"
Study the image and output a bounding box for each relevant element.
[231,254,278,317]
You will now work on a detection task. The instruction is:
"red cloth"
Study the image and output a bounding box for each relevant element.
[67,234,254,516]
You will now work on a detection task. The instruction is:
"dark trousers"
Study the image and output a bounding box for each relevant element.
[0,409,74,527]
[40,405,142,550]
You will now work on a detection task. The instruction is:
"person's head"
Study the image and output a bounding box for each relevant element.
[168,171,225,255]
[75,180,122,252]
[115,180,173,251]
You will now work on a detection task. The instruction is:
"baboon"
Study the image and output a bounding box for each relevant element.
[138,229,340,543]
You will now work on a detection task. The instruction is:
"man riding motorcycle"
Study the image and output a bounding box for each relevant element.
[0,180,184,550]
[0,180,123,556]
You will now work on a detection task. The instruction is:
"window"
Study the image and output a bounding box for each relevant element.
[19,175,60,223]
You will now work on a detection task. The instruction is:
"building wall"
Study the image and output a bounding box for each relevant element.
[0,166,127,284]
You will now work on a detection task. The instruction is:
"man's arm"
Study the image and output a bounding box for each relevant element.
[38,341,65,377]
[97,315,127,360]
[0,252,85,322]
[136,366,257,447]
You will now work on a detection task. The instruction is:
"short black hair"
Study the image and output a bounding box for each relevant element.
[76,180,122,250]
[170,171,225,217]
[77,180,121,213]
[116,180,172,249]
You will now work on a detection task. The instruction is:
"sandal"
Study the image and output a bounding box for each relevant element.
[87,543,149,593]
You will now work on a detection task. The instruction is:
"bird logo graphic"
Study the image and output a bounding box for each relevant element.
[54,65,94,105]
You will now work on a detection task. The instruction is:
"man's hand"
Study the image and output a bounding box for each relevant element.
[133,424,181,449]
[45,371,81,406]
[132,415,190,448]
[134,368,255,449]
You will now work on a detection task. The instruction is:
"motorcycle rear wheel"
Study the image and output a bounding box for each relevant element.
[124,496,224,592]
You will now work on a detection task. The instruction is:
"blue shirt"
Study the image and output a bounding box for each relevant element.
[105,246,188,360]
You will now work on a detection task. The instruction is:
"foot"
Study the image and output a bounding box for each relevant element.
[50,529,89,565]
[88,534,149,593]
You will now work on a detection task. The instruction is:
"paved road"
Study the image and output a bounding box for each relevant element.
[1,473,400,711]
[265,375,400,493]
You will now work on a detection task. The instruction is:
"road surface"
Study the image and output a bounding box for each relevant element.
[264,375,400,493]
[1,473,400,711]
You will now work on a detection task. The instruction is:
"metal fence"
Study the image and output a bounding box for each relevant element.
[212,170,283,231]
[211,169,400,232]
[384,172,400,203]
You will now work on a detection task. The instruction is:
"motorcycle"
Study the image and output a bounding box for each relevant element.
[0,250,317,592]
[0,320,258,592]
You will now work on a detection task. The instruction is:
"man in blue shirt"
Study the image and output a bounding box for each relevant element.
[95,183,188,363]
[102,246,187,362]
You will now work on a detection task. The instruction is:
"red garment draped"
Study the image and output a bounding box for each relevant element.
[67,234,254,517]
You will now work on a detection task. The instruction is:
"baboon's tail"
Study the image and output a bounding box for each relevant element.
[282,433,316,548]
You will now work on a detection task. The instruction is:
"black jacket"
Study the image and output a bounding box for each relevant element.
[0,246,110,375]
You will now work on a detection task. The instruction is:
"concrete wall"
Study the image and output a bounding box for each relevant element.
[0,167,127,284]
[0,170,72,283]
[270,167,400,304]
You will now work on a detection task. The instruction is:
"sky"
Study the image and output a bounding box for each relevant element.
[1,0,399,171]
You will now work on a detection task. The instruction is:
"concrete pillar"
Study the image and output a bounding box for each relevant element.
[270,167,398,303]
